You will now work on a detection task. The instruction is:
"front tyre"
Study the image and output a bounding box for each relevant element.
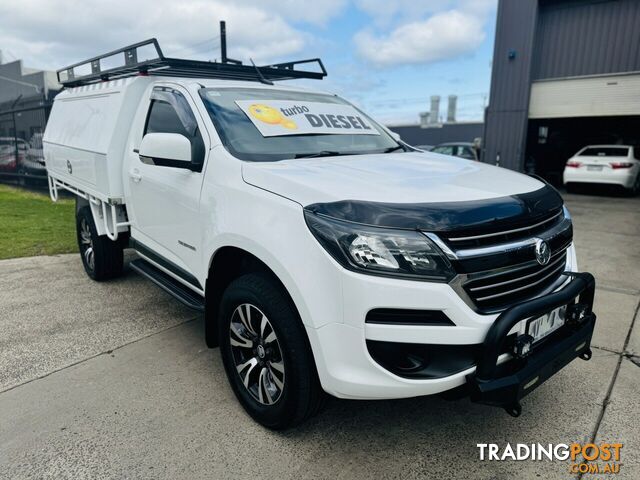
[76,206,124,281]
[219,273,324,429]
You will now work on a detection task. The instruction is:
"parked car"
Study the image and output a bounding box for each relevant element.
[44,40,597,429]
[430,142,479,161]
[563,145,640,195]
[0,137,28,173]
[21,133,47,176]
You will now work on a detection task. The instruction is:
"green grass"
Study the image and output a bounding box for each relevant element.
[0,184,78,260]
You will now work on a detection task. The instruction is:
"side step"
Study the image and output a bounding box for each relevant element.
[130,258,204,312]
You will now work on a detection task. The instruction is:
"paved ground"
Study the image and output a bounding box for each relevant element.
[1,192,638,479]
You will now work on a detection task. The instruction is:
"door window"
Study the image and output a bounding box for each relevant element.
[458,147,476,160]
[432,146,454,155]
[145,101,192,137]
[143,88,205,167]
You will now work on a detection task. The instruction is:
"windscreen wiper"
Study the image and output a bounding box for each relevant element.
[382,145,406,153]
[294,150,344,159]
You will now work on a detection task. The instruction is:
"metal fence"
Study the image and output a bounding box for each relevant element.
[0,100,51,185]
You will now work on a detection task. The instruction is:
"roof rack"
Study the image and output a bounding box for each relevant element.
[57,38,327,87]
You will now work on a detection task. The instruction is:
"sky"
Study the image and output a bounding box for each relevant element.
[0,0,497,125]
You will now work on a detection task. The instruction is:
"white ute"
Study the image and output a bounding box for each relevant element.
[44,40,598,428]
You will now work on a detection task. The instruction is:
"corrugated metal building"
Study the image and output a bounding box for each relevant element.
[483,0,640,183]
[389,122,484,148]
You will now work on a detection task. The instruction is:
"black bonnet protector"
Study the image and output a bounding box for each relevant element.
[304,184,563,234]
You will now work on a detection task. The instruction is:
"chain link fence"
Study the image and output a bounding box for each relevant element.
[0,100,51,187]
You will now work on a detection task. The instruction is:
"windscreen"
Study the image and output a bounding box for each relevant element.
[199,88,401,161]
[579,147,629,157]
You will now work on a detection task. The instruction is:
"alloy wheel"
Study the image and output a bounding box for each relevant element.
[229,303,285,405]
[79,218,95,271]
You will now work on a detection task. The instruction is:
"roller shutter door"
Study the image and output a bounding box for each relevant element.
[529,73,640,119]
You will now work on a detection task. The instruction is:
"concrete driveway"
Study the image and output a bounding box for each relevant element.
[1,193,638,479]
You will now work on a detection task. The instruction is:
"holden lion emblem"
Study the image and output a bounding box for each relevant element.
[534,238,551,266]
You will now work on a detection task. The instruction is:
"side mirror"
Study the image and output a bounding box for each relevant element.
[139,133,193,169]
[389,130,401,142]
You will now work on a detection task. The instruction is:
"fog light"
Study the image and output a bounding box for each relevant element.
[514,334,534,358]
[566,303,589,325]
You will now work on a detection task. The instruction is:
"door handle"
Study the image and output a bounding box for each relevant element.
[129,169,142,183]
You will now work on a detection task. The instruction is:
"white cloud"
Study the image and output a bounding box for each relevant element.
[0,0,315,70]
[0,0,496,78]
[355,0,495,25]
[355,0,455,26]
[354,10,486,67]
[234,0,347,25]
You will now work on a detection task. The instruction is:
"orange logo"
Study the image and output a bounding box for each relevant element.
[248,104,297,129]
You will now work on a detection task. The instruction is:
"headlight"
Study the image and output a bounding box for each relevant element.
[304,211,455,281]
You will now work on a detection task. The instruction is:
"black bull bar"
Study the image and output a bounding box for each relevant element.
[466,272,596,417]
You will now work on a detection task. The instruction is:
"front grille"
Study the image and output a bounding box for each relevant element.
[462,245,569,311]
[442,208,563,249]
[437,208,573,313]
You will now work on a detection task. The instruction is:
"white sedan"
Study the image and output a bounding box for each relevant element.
[563,145,640,195]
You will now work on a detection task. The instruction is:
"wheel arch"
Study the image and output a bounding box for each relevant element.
[205,245,306,349]
[75,195,90,211]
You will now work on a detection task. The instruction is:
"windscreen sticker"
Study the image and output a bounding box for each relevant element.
[235,100,381,137]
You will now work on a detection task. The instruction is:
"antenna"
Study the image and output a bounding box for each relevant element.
[250,58,273,85]
[220,21,227,63]
[219,21,242,65]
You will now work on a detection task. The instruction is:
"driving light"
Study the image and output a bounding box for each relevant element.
[514,334,534,358]
[304,210,455,281]
[566,303,589,326]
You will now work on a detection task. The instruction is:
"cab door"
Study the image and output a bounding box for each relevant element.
[126,85,208,291]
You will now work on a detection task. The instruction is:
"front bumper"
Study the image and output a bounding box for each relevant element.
[307,245,581,400]
[466,272,596,416]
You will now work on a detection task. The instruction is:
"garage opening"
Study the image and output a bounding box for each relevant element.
[525,115,640,186]
[523,73,640,185]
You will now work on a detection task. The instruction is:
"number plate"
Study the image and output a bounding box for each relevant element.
[527,306,566,343]
[587,165,603,172]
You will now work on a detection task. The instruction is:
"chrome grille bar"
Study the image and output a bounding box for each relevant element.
[467,244,569,286]
[468,253,567,292]
[474,263,568,302]
[432,217,571,261]
[447,211,563,242]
